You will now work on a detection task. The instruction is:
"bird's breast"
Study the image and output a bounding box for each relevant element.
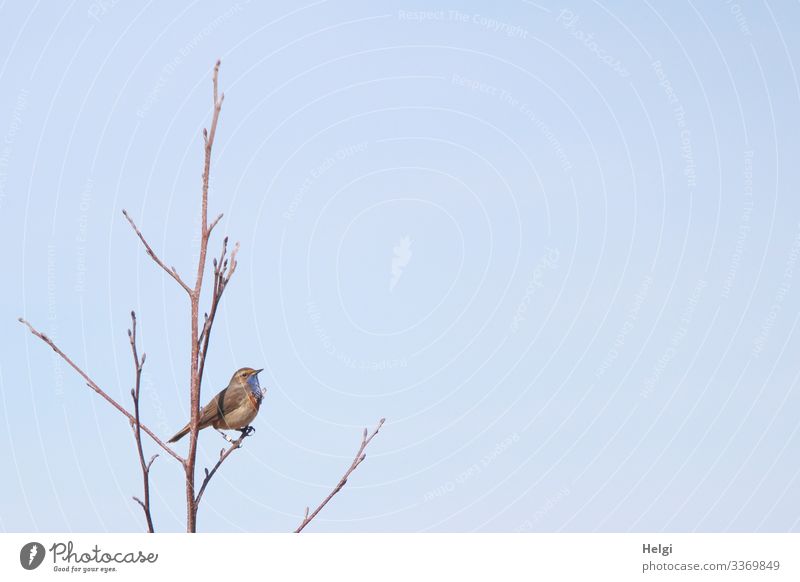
[216,402,258,429]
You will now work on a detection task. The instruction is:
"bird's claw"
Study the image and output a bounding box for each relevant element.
[239,425,256,438]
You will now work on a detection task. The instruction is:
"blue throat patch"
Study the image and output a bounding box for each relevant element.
[247,374,263,402]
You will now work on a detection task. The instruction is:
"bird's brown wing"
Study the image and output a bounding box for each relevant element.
[198,388,226,427]
[167,385,252,442]
[199,384,251,425]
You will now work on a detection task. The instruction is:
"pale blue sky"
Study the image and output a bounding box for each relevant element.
[1,0,800,532]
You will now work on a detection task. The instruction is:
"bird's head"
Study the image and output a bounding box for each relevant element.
[233,367,264,392]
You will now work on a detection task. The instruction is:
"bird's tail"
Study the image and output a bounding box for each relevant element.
[167,424,190,443]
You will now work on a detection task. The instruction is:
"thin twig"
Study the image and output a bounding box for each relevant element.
[18,317,183,463]
[122,210,192,295]
[197,237,239,381]
[208,213,223,234]
[295,418,386,533]
[194,431,252,507]
[128,311,156,533]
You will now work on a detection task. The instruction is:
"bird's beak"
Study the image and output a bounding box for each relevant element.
[253,368,264,375]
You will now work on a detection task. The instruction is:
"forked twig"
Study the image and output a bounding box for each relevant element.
[18,318,183,463]
[128,311,157,532]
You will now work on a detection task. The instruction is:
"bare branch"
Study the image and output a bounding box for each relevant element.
[294,418,386,533]
[197,58,224,261]
[186,59,227,533]
[197,238,227,347]
[197,236,240,389]
[122,210,192,295]
[128,311,156,532]
[18,317,183,464]
[194,430,252,507]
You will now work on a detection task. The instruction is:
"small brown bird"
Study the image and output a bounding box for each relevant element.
[168,367,264,443]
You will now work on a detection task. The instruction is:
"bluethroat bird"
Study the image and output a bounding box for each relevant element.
[168,367,264,443]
